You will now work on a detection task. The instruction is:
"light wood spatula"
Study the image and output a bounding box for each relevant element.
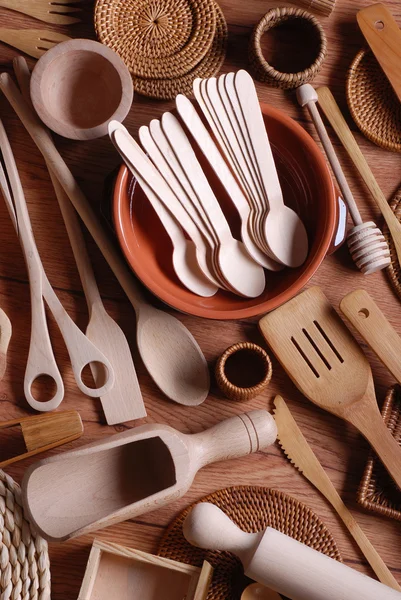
[259,286,401,490]
[273,395,400,590]
[0,411,83,468]
[0,29,71,59]
[0,0,81,25]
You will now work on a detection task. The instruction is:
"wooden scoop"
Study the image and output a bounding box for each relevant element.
[259,286,401,490]
[0,411,83,468]
[22,409,277,541]
[0,307,11,381]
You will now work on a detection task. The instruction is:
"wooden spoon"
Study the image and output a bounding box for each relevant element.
[0,307,11,381]
[241,584,282,600]
[0,71,210,407]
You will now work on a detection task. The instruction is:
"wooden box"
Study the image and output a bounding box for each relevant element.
[78,539,213,600]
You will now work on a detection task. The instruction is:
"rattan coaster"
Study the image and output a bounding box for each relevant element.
[132,1,227,100]
[0,470,51,600]
[95,0,217,80]
[347,48,401,153]
[249,7,327,89]
[158,486,342,600]
[383,187,401,300]
[358,385,401,521]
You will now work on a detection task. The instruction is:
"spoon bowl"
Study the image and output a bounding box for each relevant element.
[241,583,282,600]
[263,206,309,268]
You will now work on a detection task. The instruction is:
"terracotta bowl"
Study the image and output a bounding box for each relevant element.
[113,103,338,320]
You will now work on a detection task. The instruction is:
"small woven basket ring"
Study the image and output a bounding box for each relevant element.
[383,186,401,300]
[158,486,342,600]
[347,48,401,153]
[95,0,217,80]
[132,1,227,100]
[0,470,51,600]
[215,342,272,402]
[249,7,327,89]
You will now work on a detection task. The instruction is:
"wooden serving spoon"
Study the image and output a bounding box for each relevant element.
[0,71,210,407]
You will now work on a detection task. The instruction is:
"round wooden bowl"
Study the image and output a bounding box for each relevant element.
[30,39,133,141]
[215,342,272,401]
[113,103,339,320]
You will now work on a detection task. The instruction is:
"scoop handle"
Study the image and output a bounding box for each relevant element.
[187,409,277,471]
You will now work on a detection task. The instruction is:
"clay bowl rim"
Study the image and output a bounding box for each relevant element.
[113,102,337,320]
[30,38,133,141]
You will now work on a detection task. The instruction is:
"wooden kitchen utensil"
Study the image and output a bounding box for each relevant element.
[357,3,401,104]
[273,395,400,590]
[241,584,282,600]
[0,0,81,25]
[183,503,401,600]
[259,286,401,490]
[22,409,277,541]
[340,289,401,386]
[317,85,401,269]
[0,307,11,381]
[78,539,213,600]
[0,411,83,469]
[297,83,391,275]
[0,70,210,407]
[0,118,114,411]
[0,29,71,59]
[14,56,146,425]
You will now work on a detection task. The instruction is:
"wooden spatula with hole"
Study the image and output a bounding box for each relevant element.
[259,286,401,489]
[0,411,83,469]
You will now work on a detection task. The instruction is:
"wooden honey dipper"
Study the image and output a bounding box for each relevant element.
[297,84,391,275]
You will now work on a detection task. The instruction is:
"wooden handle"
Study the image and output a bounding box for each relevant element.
[316,86,401,267]
[184,503,401,600]
[296,84,362,226]
[357,3,401,103]
[340,289,401,385]
[0,72,147,313]
[187,410,277,471]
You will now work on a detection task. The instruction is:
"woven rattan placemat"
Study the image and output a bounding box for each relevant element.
[158,487,342,600]
[131,1,227,99]
[0,470,51,600]
[358,385,401,520]
[347,48,401,153]
[95,0,217,80]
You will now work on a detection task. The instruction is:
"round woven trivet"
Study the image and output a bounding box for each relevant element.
[95,0,217,80]
[383,187,401,300]
[132,1,227,99]
[249,7,327,89]
[158,487,342,600]
[215,343,272,402]
[0,470,51,600]
[347,48,401,153]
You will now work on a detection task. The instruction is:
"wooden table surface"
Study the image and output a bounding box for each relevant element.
[1,0,401,597]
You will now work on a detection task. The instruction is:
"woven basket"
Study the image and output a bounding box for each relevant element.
[132,1,227,99]
[0,470,51,600]
[95,0,217,80]
[383,187,401,300]
[158,486,342,600]
[358,385,401,520]
[215,342,272,401]
[347,48,401,153]
[249,7,327,89]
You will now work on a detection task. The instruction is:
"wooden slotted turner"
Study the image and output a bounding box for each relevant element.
[259,286,401,489]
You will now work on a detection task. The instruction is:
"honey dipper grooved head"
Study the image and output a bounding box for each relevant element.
[347,222,391,275]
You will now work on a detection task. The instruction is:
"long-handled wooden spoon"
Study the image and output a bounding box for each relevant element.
[316,85,401,268]
[0,70,210,407]
[0,307,11,381]
[13,56,146,425]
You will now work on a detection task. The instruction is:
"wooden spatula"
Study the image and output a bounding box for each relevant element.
[357,3,401,103]
[259,286,401,489]
[0,307,11,381]
[0,411,83,468]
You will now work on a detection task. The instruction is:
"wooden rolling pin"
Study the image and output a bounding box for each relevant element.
[184,503,401,600]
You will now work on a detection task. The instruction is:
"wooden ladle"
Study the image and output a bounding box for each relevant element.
[0,71,210,407]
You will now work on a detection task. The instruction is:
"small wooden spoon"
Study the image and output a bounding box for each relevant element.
[241,583,282,600]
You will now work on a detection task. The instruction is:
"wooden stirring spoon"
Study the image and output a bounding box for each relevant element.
[0,71,210,407]
[0,307,11,381]
[14,56,146,425]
